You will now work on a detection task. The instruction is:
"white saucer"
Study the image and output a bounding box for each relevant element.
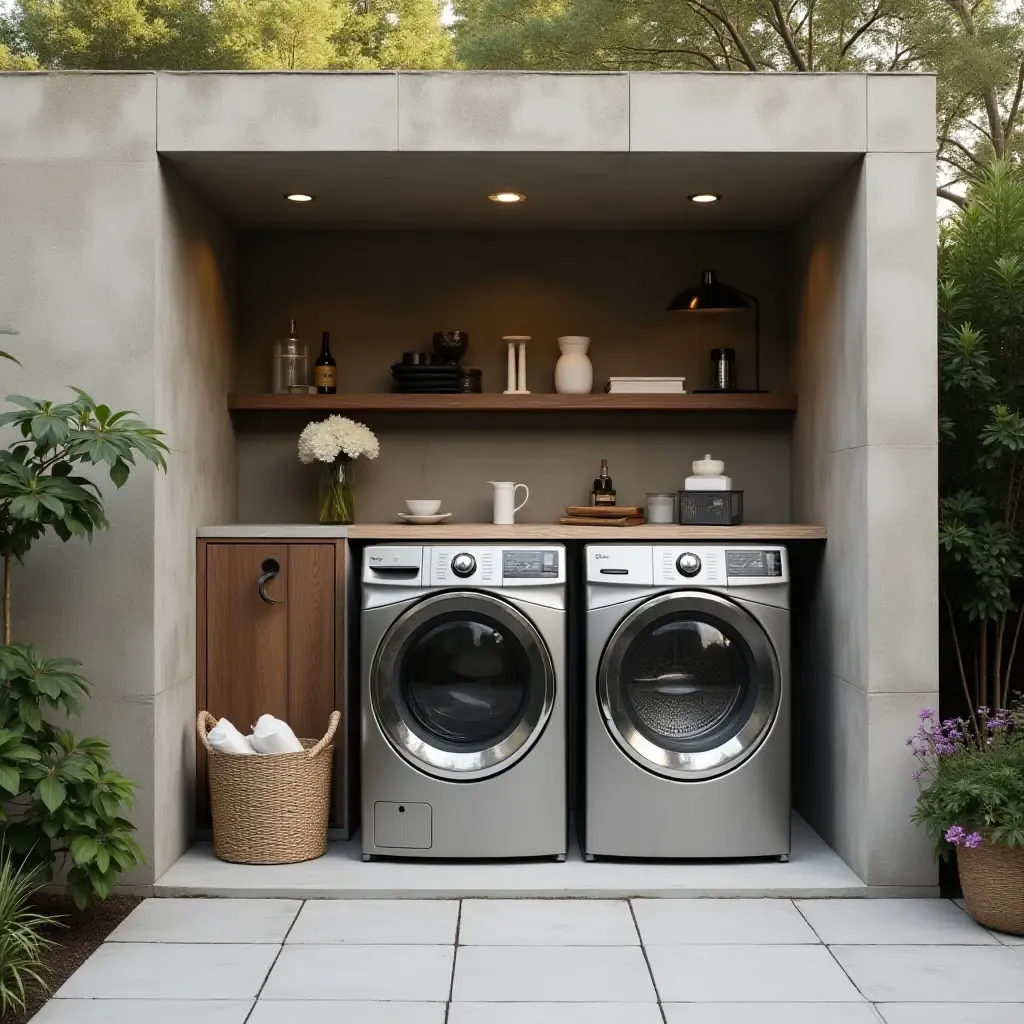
[397,512,452,524]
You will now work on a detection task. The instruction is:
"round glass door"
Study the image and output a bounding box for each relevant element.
[371,592,555,779]
[599,592,780,779]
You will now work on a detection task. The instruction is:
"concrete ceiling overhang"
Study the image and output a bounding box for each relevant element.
[164,150,861,231]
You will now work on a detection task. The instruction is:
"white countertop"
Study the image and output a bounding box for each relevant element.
[198,524,349,539]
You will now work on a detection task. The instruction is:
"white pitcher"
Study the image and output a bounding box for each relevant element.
[489,481,529,525]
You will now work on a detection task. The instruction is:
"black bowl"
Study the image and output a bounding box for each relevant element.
[432,331,469,364]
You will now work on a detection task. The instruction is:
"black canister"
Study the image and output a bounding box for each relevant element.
[709,347,736,391]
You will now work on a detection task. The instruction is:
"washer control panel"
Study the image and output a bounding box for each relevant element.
[586,545,788,586]
[428,544,565,586]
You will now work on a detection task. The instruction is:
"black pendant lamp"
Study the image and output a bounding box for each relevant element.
[666,269,763,393]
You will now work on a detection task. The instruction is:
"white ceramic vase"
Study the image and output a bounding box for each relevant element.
[554,336,593,394]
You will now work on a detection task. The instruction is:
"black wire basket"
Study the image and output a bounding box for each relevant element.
[678,490,744,525]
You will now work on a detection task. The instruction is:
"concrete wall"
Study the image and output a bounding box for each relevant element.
[153,164,237,877]
[0,70,938,888]
[791,76,938,886]
[235,229,792,524]
[0,74,238,883]
[0,73,160,884]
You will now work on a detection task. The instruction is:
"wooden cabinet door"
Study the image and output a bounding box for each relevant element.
[286,544,336,744]
[204,543,291,730]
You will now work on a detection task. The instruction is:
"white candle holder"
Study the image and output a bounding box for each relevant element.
[502,335,531,394]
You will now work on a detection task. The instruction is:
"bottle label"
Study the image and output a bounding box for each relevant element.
[315,365,337,388]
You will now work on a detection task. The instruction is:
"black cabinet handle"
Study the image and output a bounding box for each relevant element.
[258,558,284,604]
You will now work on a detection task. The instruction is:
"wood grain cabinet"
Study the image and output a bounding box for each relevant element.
[197,539,352,833]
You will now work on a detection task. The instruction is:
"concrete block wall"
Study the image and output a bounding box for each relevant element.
[791,77,938,886]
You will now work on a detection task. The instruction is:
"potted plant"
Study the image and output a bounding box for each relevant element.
[911,705,1024,934]
[297,415,379,524]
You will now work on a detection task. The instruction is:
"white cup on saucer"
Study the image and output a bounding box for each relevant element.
[405,500,442,517]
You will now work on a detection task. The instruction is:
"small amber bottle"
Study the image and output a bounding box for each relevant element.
[592,459,617,506]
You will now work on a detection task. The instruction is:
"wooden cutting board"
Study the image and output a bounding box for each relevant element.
[559,515,647,527]
[565,505,645,517]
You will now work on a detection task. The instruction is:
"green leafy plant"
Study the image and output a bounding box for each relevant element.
[911,704,1024,856]
[939,160,1024,719]
[0,844,59,1016]
[0,350,166,906]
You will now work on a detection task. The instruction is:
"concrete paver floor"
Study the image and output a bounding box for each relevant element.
[30,897,1024,1022]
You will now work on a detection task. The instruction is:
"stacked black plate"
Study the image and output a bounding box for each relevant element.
[391,360,463,393]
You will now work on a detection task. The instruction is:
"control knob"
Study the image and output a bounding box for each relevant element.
[676,552,702,577]
[451,552,477,578]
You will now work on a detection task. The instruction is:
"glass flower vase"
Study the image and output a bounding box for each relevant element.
[318,457,355,525]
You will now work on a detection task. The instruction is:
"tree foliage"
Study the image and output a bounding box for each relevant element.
[452,0,1024,204]
[0,0,456,70]
[938,160,1024,712]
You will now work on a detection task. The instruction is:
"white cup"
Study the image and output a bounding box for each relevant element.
[406,499,441,516]
[488,481,529,525]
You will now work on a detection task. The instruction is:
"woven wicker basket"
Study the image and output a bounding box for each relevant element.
[957,843,1024,936]
[198,710,340,865]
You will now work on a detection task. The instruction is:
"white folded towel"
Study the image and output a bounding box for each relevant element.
[207,717,256,755]
[250,714,304,754]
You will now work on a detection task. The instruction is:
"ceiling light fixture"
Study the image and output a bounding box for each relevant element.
[285,193,315,203]
[488,191,527,204]
[688,193,721,204]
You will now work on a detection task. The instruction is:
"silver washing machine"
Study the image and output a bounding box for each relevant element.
[361,543,567,860]
[583,544,790,860]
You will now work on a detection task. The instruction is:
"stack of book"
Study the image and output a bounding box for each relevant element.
[605,376,686,394]
[559,505,647,527]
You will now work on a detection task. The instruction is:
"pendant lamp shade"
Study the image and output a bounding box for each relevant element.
[666,268,764,393]
[666,269,750,312]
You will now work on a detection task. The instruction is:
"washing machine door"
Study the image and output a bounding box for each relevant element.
[371,591,555,780]
[598,591,780,780]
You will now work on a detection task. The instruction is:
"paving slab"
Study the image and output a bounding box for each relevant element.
[54,943,277,1000]
[459,899,638,945]
[107,898,301,943]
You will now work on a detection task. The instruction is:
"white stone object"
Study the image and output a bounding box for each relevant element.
[518,341,529,393]
[505,341,516,393]
[554,336,594,394]
[684,476,732,491]
[692,453,725,476]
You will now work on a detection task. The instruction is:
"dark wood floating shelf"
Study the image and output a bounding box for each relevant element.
[228,392,798,413]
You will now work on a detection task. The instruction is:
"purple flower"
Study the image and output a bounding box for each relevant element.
[945,825,966,846]
[965,832,984,849]
[911,769,922,781]
[920,708,936,721]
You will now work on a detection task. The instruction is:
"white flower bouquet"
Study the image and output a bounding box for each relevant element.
[298,415,379,465]
[297,416,379,524]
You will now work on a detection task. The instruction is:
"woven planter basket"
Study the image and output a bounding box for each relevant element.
[957,843,1024,936]
[198,710,340,865]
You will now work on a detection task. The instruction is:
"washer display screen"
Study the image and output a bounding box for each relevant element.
[503,550,559,578]
[725,550,782,578]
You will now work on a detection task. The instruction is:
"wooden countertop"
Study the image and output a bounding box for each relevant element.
[346,523,825,540]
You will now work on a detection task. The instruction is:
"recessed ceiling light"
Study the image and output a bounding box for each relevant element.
[488,191,527,204]
[688,193,721,204]
[285,193,314,202]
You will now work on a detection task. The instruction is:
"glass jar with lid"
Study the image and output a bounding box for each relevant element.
[272,319,310,394]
